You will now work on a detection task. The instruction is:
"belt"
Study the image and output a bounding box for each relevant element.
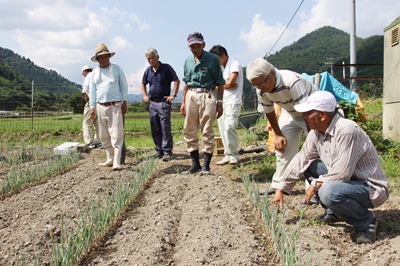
[98,101,121,106]
[151,97,167,103]
[189,88,213,93]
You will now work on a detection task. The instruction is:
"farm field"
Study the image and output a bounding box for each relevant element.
[1,141,400,265]
[1,98,400,265]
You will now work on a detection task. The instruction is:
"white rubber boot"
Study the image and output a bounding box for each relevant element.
[99,147,114,167]
[112,147,122,170]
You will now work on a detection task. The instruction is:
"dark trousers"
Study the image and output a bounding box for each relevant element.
[149,101,173,155]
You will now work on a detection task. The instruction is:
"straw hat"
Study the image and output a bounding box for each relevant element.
[91,43,115,62]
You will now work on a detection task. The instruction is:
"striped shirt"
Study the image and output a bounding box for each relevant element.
[257,69,318,117]
[277,113,389,207]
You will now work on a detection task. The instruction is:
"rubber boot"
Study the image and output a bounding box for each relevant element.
[182,150,201,174]
[113,147,122,171]
[99,147,114,167]
[201,152,213,175]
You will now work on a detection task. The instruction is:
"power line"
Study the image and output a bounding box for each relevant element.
[264,0,305,58]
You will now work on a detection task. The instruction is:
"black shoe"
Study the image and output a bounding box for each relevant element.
[182,165,201,174]
[154,153,163,159]
[316,212,342,224]
[162,154,172,161]
[356,217,377,244]
[200,165,210,175]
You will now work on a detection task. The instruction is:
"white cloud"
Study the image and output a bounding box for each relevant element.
[239,13,295,56]
[126,62,149,94]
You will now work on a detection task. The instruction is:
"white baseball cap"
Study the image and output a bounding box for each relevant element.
[294,91,337,113]
[81,65,93,73]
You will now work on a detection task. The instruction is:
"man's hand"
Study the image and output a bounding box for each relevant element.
[274,135,287,152]
[165,95,175,103]
[143,95,150,104]
[180,103,186,116]
[216,102,223,118]
[90,108,96,120]
[304,185,319,204]
[272,188,285,208]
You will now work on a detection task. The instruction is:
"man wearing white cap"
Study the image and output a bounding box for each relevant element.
[272,90,389,244]
[81,65,101,149]
[89,43,128,170]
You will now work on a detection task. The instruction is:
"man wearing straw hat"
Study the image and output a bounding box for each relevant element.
[81,65,101,149]
[89,43,128,170]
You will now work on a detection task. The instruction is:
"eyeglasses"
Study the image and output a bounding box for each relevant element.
[252,74,269,88]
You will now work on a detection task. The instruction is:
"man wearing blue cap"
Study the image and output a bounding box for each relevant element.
[180,32,225,175]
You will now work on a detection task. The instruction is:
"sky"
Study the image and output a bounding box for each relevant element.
[0,0,399,95]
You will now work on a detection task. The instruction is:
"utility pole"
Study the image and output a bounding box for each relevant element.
[350,0,357,91]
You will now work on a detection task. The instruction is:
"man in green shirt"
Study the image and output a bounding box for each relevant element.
[180,32,225,175]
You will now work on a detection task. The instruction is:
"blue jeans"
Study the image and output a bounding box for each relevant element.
[305,160,375,231]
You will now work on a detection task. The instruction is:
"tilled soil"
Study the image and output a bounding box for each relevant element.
[1,141,400,265]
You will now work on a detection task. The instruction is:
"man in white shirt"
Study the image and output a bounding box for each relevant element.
[209,45,243,165]
[81,65,101,149]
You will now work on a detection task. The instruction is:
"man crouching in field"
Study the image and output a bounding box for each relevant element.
[272,91,389,244]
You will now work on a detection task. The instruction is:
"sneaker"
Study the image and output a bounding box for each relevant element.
[356,217,378,244]
[216,158,230,165]
[229,158,239,165]
[95,143,103,149]
[316,212,342,224]
[162,154,172,161]
[88,142,96,149]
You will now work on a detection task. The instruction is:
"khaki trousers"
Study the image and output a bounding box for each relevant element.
[183,90,217,154]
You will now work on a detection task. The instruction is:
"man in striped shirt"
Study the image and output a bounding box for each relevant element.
[272,91,389,244]
[246,58,318,196]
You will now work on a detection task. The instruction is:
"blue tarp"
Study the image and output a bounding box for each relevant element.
[302,71,358,104]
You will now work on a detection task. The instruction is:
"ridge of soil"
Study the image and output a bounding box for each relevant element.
[1,142,400,265]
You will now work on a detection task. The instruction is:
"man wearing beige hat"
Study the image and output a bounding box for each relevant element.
[81,65,101,149]
[89,43,128,170]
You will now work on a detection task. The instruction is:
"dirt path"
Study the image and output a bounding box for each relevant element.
[1,141,400,265]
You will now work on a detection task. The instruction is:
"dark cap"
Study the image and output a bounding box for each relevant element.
[187,32,204,46]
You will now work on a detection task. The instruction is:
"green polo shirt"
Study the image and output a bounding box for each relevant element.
[183,50,225,89]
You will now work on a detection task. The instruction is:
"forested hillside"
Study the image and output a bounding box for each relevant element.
[241,26,383,111]
[0,47,81,111]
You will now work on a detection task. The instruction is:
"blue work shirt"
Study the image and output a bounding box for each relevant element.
[142,62,179,98]
[183,51,225,89]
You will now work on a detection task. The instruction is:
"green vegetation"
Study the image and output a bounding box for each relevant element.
[0,144,80,198]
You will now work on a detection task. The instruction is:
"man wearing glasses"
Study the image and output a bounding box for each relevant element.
[246,58,318,196]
